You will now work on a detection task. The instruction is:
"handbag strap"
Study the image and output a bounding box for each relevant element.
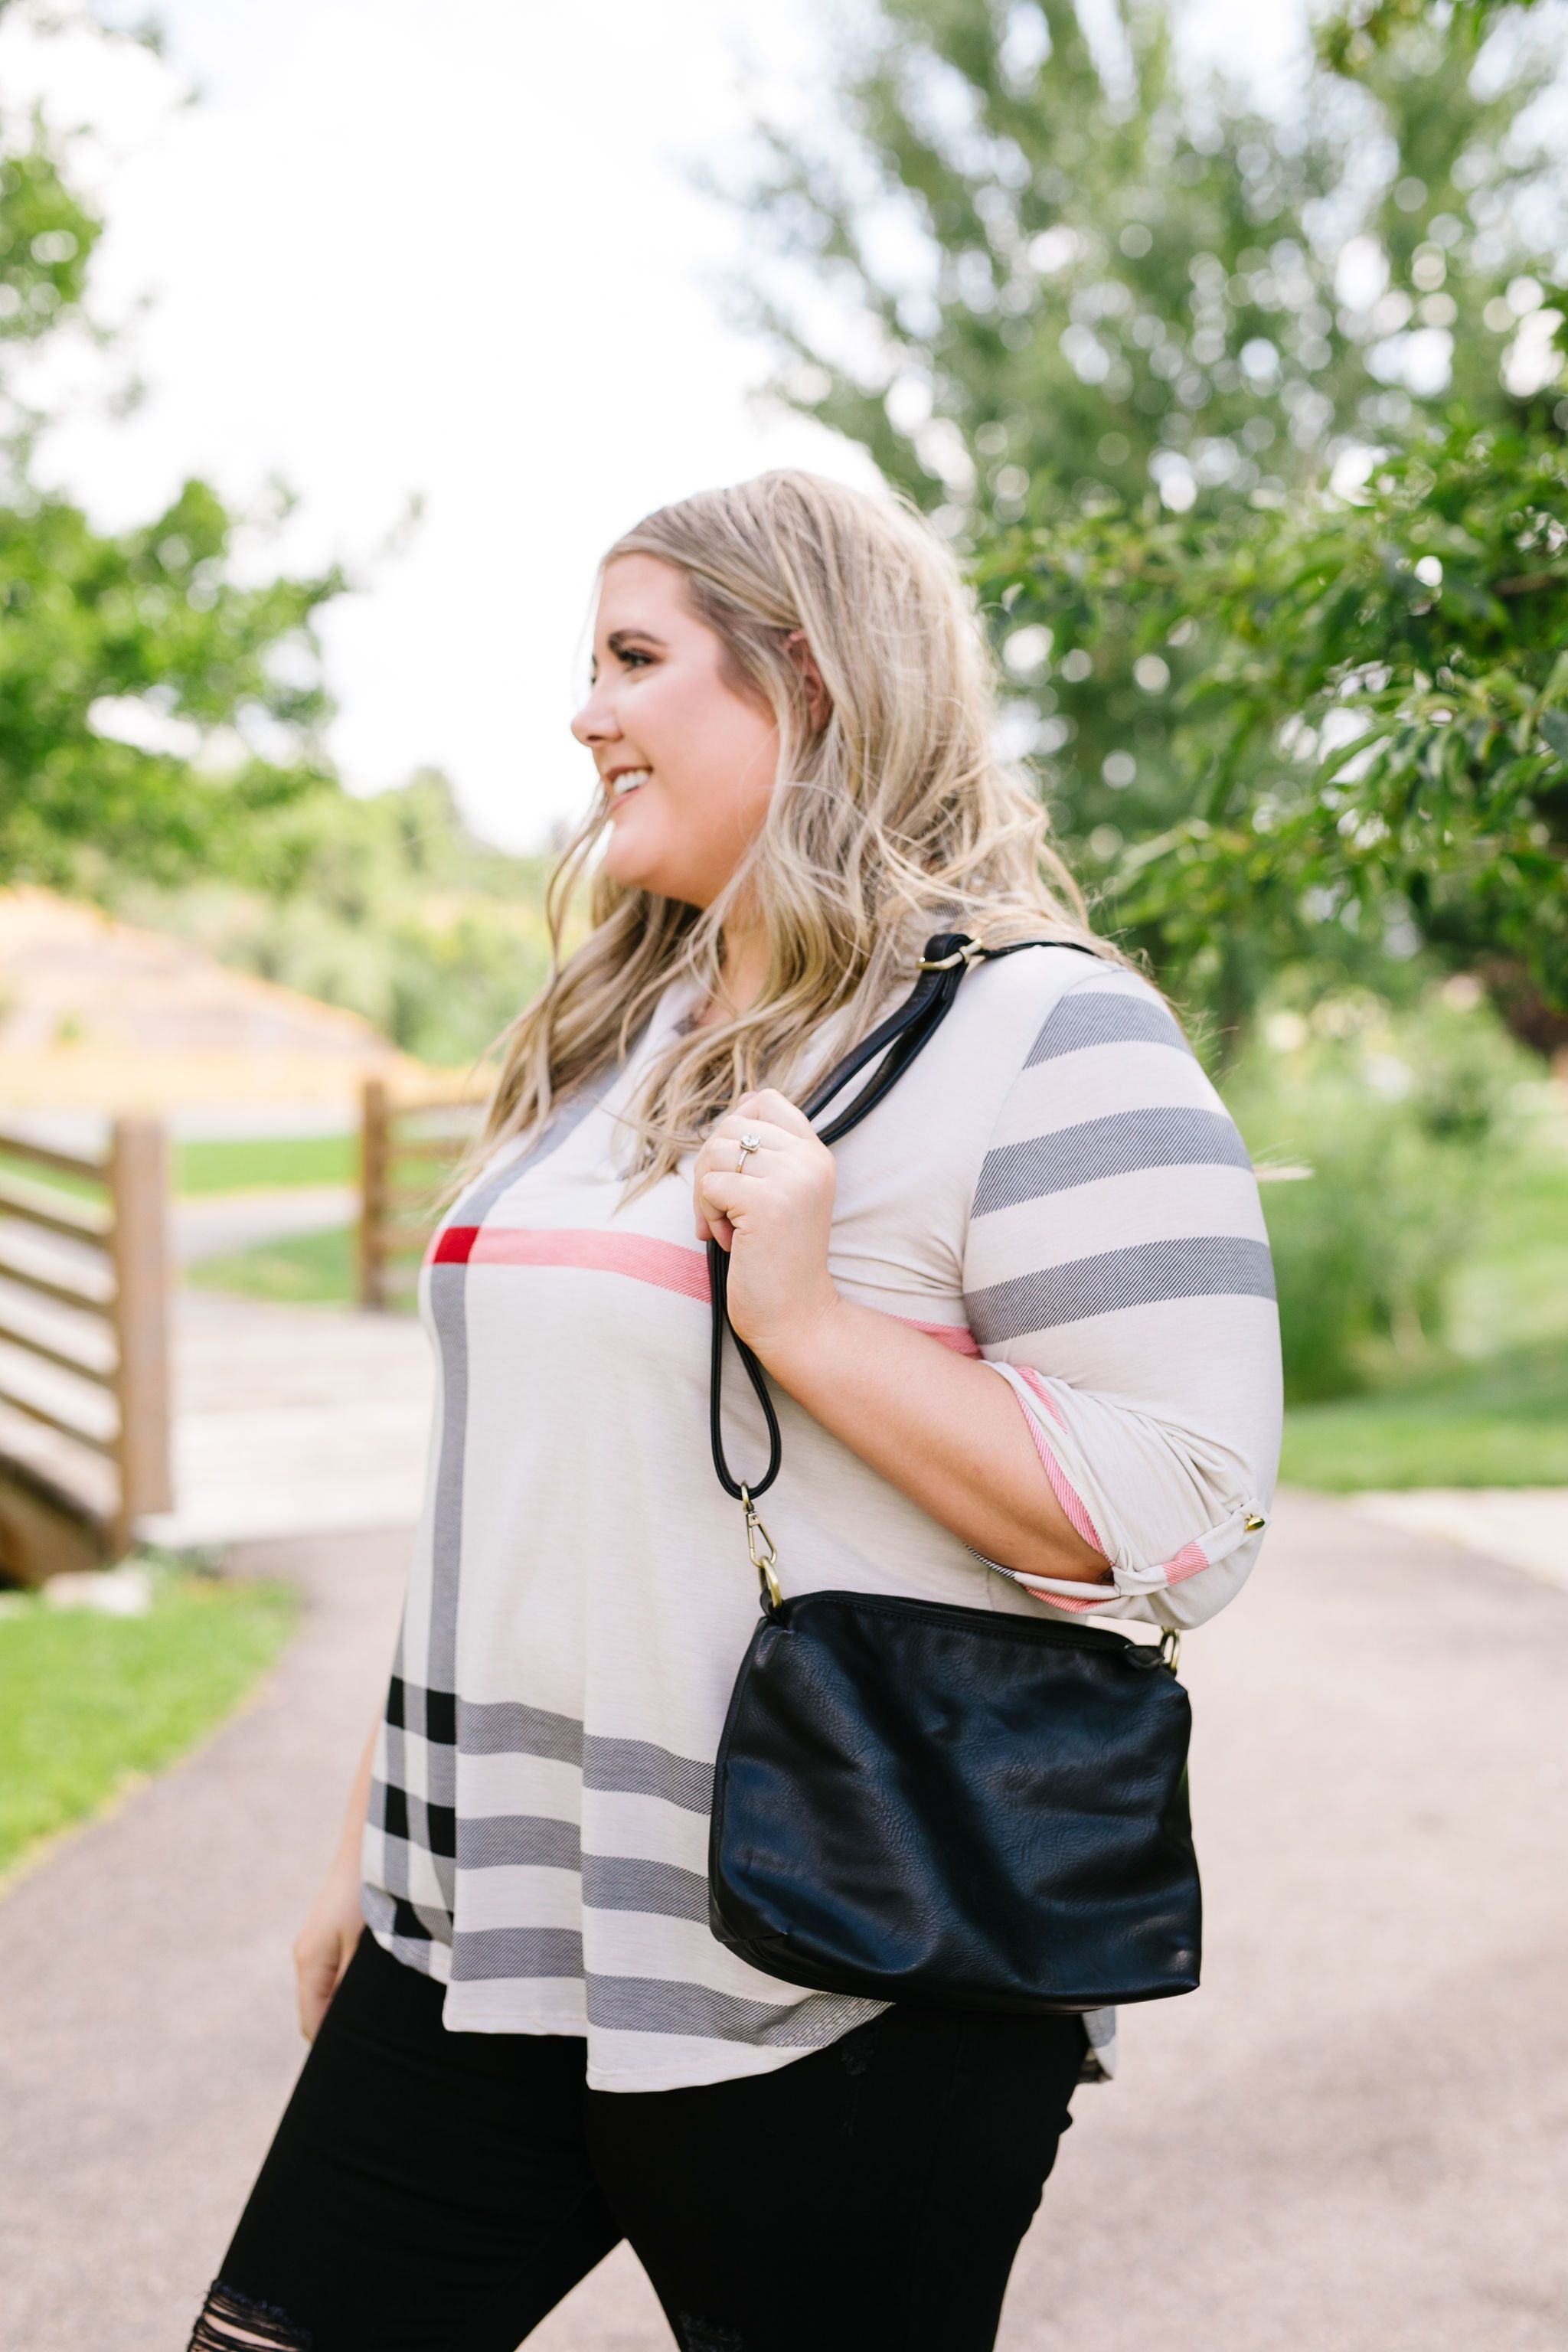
[706,931,1099,1603]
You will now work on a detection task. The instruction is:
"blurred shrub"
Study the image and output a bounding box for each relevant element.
[1223,984,1533,1401]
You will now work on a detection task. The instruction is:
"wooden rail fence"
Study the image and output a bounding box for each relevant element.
[0,1118,172,1577]
[358,1081,485,1310]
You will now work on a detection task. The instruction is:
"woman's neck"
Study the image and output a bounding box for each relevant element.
[694,922,769,1031]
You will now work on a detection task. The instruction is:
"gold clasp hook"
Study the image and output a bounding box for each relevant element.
[740,1485,782,1612]
[916,938,988,972]
[1158,1627,1181,1672]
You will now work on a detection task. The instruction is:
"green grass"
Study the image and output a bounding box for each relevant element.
[2,1133,355,1201]
[1448,1159,1568,1358]
[1282,1142,1568,1491]
[173,1133,357,1194]
[0,1148,102,1203]
[0,1564,298,1880]
[1282,1336,1568,1490]
[184,1223,372,1307]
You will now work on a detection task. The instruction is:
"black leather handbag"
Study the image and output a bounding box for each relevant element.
[704,933,1202,2014]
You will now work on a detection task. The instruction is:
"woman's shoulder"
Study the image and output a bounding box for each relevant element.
[954,940,1194,1073]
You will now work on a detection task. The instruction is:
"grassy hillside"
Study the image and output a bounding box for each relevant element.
[110,769,559,1072]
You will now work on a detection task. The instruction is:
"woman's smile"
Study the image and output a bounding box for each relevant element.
[572,551,781,906]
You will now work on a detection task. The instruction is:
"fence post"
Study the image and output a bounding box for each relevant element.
[109,1116,172,1548]
[359,1079,389,1311]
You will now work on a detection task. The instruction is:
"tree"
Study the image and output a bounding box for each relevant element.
[728,0,1567,1037]
[1318,0,1553,73]
[973,410,1567,1036]
[0,2,347,890]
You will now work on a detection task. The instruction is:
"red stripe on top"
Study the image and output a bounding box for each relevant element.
[431,1225,479,1265]
[1012,1579,1115,1615]
[430,1227,984,1356]
[1007,1371,1107,1557]
[1016,1364,1067,1427]
[1159,1540,1209,1585]
[458,1227,714,1302]
[903,1317,982,1356]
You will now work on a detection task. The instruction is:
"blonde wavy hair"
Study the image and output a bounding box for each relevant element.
[474,469,1110,1191]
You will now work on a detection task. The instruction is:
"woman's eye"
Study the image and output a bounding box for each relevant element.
[619,648,652,669]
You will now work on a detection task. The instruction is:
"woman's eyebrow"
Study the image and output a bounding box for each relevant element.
[606,628,668,655]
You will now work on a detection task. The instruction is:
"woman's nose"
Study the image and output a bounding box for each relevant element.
[571,683,618,746]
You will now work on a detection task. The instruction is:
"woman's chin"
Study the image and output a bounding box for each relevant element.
[602,823,667,896]
[603,806,710,905]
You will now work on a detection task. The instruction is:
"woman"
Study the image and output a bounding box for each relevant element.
[190,472,1280,2352]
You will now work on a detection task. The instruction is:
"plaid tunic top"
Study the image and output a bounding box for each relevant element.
[361,946,1282,2092]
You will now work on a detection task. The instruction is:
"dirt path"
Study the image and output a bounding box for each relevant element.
[1,1493,1563,2352]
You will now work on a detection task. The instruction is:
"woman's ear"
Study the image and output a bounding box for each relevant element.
[783,629,832,730]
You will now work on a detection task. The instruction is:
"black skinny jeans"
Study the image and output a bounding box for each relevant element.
[192,1929,1083,2352]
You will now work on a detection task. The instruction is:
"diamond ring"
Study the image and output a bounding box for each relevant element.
[734,1132,763,1174]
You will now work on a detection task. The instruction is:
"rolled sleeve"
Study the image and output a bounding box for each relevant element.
[961,969,1282,1632]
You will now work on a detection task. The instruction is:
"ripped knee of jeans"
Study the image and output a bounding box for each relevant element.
[678,2316,744,2352]
[187,2279,312,2350]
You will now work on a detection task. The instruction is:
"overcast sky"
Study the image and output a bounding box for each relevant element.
[5,0,1306,851]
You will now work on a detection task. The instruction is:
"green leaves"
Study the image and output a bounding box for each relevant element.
[986,415,1568,1021]
[732,0,1568,1041]
[0,131,100,358]
[1318,0,1550,76]
[0,49,352,893]
[0,478,346,890]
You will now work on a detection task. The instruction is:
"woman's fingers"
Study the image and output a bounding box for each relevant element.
[697,1168,754,1227]
[706,1113,797,1158]
[695,1178,735,1247]
[698,1161,780,1244]
[732,1087,815,1138]
[694,1093,829,1249]
[694,1150,745,1244]
[694,1116,795,1240]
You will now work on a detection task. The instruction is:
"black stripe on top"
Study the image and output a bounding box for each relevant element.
[1025,988,1191,1067]
[384,1686,715,1816]
[965,1234,1277,1344]
[973,1106,1252,1217]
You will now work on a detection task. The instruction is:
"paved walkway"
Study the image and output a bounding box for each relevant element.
[140,1292,434,1549]
[1,1493,1565,2351]
[1350,1485,1568,1594]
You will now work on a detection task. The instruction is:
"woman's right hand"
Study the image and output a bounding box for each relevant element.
[292,1852,365,2042]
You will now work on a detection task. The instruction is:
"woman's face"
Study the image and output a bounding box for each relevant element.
[571,554,780,908]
